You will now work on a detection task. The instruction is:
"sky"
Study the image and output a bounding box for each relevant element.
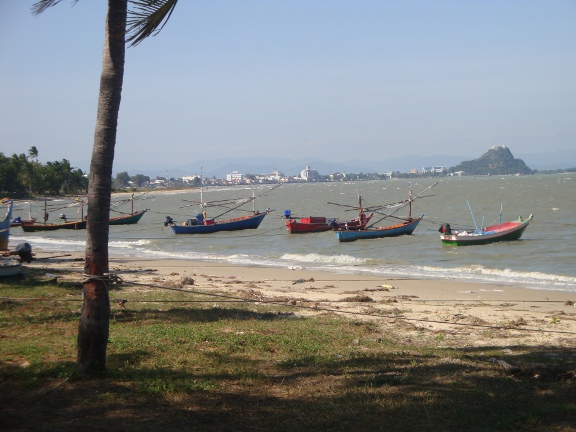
[1,0,575,174]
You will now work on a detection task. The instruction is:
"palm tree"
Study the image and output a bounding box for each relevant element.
[32,0,179,374]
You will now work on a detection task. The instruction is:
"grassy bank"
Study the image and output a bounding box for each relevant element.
[1,268,575,432]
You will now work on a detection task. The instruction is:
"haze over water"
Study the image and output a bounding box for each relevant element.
[10,173,576,293]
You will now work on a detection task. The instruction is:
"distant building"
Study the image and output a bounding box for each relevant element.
[226,171,244,183]
[300,165,321,181]
[256,167,284,183]
[422,166,447,174]
[181,175,200,184]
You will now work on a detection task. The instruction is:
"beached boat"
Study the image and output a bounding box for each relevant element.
[336,215,424,242]
[0,259,22,277]
[1,199,13,250]
[284,212,373,234]
[439,215,533,246]
[169,211,268,234]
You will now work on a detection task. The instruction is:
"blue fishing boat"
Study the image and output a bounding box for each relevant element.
[335,215,423,242]
[165,178,277,235]
[169,211,268,234]
[334,182,436,242]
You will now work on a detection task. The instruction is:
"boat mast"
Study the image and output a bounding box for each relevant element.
[200,166,204,213]
[408,182,412,219]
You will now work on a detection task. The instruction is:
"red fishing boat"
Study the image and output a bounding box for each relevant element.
[440,202,533,246]
[285,213,372,234]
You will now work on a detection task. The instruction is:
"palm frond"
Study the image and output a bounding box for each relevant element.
[31,0,79,16]
[127,0,179,47]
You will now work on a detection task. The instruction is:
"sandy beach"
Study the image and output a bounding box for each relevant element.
[24,250,576,350]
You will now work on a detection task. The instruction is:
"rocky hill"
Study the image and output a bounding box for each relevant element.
[449,146,534,175]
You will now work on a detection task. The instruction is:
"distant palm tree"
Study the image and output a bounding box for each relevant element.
[32,0,179,374]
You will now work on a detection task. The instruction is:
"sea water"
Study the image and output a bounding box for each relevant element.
[10,173,576,293]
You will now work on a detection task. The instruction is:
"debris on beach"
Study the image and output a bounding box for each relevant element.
[292,278,314,285]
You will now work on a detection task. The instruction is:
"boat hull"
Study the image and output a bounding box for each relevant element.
[440,215,532,246]
[286,213,373,234]
[286,216,333,234]
[109,209,147,225]
[21,220,87,232]
[171,212,267,234]
[20,209,147,231]
[0,261,22,277]
[11,218,37,228]
[336,216,423,242]
[1,200,13,250]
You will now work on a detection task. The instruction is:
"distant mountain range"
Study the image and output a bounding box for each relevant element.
[110,148,576,178]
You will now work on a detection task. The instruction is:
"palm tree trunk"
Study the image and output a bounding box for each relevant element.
[77,0,127,374]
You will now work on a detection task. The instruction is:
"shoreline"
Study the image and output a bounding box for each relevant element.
[23,250,576,348]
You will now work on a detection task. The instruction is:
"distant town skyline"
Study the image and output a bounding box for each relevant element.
[1,1,575,172]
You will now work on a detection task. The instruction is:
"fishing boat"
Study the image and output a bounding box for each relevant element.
[169,211,268,234]
[109,209,148,225]
[165,179,277,235]
[10,202,36,227]
[21,218,87,232]
[284,212,373,234]
[439,202,533,246]
[336,215,424,242]
[19,193,147,231]
[334,183,436,242]
[109,193,148,225]
[18,197,87,232]
[11,216,37,227]
[1,199,14,250]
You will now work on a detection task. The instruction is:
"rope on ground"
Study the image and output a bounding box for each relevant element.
[4,276,574,336]
[81,273,124,286]
[114,279,576,336]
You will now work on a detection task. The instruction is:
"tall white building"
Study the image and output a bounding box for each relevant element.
[300,165,320,181]
[226,171,244,183]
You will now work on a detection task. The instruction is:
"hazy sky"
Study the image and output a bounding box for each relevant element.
[1,0,575,172]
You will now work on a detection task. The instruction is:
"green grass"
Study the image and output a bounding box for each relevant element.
[1,268,575,432]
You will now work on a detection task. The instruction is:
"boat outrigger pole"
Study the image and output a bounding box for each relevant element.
[467,200,479,232]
